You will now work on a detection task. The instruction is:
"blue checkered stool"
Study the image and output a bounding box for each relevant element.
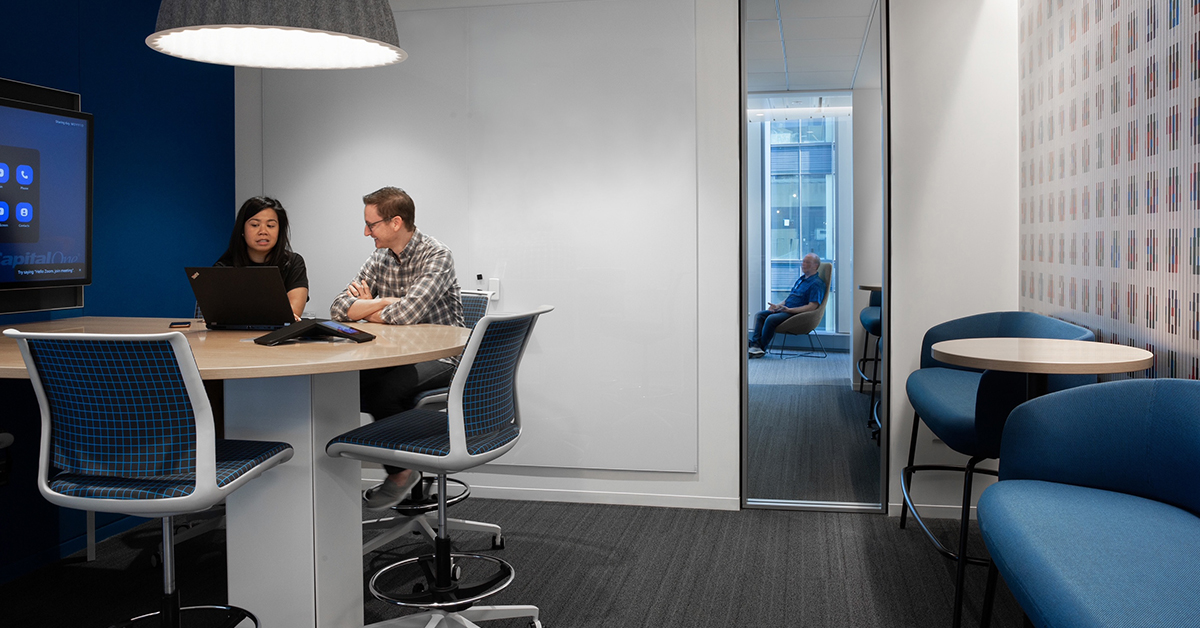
[329,306,552,628]
[4,329,293,628]
[366,289,501,555]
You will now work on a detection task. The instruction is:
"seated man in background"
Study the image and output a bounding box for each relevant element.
[748,252,824,358]
[330,186,465,508]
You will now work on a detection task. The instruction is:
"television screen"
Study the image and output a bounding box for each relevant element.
[0,97,92,289]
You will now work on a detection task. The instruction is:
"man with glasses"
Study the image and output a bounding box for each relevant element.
[331,186,464,508]
[748,252,823,358]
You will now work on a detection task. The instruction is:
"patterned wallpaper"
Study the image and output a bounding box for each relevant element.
[1019,0,1200,378]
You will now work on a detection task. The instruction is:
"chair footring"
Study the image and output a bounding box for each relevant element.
[370,553,516,609]
[389,477,472,516]
[115,604,258,628]
[900,463,996,566]
[368,605,542,628]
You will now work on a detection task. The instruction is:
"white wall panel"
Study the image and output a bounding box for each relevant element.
[242,0,701,473]
[887,0,1019,515]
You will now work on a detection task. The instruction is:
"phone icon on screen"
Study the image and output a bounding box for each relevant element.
[15,165,32,185]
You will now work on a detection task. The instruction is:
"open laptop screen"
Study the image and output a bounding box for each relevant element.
[186,266,295,330]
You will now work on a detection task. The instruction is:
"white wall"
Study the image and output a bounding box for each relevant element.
[851,4,884,387]
[886,0,1019,516]
[235,0,741,509]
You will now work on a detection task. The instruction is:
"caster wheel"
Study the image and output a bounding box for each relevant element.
[492,536,505,550]
[149,551,162,569]
[530,621,542,628]
[412,582,426,594]
[452,564,462,581]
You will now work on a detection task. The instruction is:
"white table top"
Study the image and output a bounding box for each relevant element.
[931,337,1154,375]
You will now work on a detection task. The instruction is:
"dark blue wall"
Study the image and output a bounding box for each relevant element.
[0,0,235,582]
[2,0,235,319]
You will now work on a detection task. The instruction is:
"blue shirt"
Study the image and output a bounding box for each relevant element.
[783,273,825,309]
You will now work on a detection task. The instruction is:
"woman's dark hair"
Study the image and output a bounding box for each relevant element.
[222,196,292,267]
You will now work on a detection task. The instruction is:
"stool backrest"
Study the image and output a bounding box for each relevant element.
[4,330,219,512]
[444,306,552,467]
[460,290,492,330]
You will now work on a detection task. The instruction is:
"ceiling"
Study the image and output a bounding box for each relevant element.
[744,0,880,94]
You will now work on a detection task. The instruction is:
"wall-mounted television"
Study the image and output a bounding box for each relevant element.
[0,97,92,290]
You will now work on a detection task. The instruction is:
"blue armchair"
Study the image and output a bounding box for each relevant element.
[901,311,1095,628]
[978,379,1200,628]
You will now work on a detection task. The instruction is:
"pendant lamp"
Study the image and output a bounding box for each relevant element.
[147,0,407,69]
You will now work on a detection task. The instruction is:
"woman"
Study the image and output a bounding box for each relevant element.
[216,196,308,319]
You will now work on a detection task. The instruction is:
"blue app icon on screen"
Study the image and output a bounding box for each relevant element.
[0,202,8,221]
[16,165,33,185]
[0,163,8,183]
[16,202,32,223]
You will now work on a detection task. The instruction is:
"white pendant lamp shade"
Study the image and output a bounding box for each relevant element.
[147,0,407,69]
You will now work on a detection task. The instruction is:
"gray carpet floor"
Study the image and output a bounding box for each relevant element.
[747,350,882,503]
[2,498,1024,627]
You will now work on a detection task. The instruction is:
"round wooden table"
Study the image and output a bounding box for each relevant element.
[858,283,882,292]
[931,337,1154,396]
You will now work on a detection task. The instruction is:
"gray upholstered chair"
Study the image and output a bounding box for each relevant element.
[770,261,832,358]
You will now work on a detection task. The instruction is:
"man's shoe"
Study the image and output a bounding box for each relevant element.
[362,471,423,509]
[748,346,765,358]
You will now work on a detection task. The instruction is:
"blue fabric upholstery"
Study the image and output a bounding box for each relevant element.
[461,292,490,330]
[328,408,520,457]
[13,333,292,512]
[978,379,1200,628]
[859,306,881,336]
[328,312,538,464]
[48,440,292,500]
[411,291,491,407]
[908,311,1095,459]
[27,338,198,478]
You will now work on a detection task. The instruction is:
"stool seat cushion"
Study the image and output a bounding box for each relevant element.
[329,408,520,458]
[979,480,1200,628]
[859,306,881,336]
[48,439,292,500]
[905,367,982,454]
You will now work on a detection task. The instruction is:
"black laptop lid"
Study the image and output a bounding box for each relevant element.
[186,266,295,330]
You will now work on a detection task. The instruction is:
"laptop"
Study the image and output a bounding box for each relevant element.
[186,266,296,330]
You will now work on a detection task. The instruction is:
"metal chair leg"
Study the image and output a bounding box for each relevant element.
[981,561,999,628]
[900,412,921,529]
[952,456,985,628]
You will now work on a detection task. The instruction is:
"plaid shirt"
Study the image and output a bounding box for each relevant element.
[330,229,465,340]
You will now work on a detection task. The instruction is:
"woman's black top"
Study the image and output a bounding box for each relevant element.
[215,250,309,293]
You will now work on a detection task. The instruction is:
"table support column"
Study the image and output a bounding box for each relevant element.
[224,372,364,628]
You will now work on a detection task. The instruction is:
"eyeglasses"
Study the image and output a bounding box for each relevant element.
[365,217,390,232]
